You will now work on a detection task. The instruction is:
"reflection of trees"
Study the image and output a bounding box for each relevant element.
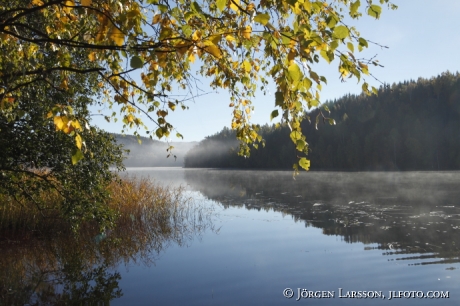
[185,170,460,266]
[0,189,215,305]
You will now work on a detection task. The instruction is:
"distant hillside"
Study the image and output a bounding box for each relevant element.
[113,134,196,167]
[185,71,460,171]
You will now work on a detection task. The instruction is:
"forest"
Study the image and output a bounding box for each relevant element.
[185,72,460,171]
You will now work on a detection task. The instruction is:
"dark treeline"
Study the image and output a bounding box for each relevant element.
[185,71,460,170]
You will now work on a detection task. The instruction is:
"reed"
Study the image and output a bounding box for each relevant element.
[0,174,196,238]
[0,175,214,305]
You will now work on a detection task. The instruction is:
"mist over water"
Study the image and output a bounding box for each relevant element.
[182,170,460,266]
[5,168,460,305]
[114,134,197,167]
[112,168,460,305]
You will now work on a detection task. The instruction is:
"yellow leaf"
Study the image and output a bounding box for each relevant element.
[204,43,222,58]
[71,119,82,131]
[54,116,68,131]
[32,0,44,5]
[81,0,92,6]
[88,52,96,61]
[75,133,82,149]
[150,62,159,71]
[339,66,349,77]
[188,52,195,63]
[60,79,68,90]
[242,60,251,72]
[230,0,240,11]
[175,41,190,56]
[152,14,161,24]
[299,157,310,170]
[192,30,202,41]
[157,53,167,67]
[358,62,369,75]
[209,35,221,45]
[63,0,75,14]
[287,49,296,62]
[303,0,312,13]
[293,2,302,14]
[110,27,125,46]
[242,25,252,39]
[226,35,236,42]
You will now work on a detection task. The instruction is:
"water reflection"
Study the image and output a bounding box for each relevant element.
[184,170,460,267]
[0,194,214,305]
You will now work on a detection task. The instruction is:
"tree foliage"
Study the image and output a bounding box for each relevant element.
[0,46,125,230]
[1,0,396,170]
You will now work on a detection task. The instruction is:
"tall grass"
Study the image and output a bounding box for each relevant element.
[0,174,210,239]
[0,175,215,305]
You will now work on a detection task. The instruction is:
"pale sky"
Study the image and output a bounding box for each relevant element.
[91,0,460,142]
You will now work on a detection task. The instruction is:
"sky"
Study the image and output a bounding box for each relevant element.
[91,0,460,143]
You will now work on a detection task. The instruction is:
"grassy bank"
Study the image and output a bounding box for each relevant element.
[0,175,197,239]
[0,175,214,304]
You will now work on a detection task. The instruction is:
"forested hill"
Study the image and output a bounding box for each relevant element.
[184,72,460,171]
[113,134,196,167]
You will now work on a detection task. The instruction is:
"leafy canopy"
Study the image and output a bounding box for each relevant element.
[0,0,396,170]
[0,46,125,230]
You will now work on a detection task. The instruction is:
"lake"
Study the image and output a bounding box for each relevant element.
[3,169,460,305]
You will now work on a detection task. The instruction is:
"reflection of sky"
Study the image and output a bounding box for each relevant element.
[114,201,459,306]
[92,0,460,143]
[112,169,460,305]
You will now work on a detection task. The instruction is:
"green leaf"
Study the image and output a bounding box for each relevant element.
[157,4,168,12]
[320,50,333,63]
[156,128,164,138]
[191,1,203,14]
[330,39,339,51]
[332,25,349,39]
[347,42,354,52]
[290,131,302,142]
[71,148,84,165]
[358,37,368,48]
[350,0,360,16]
[275,91,284,106]
[216,0,226,12]
[326,15,338,28]
[367,4,382,19]
[372,86,379,95]
[296,139,307,151]
[130,56,144,69]
[308,99,319,108]
[254,13,270,25]
[270,109,279,121]
[287,62,302,83]
[301,78,312,90]
[299,157,310,170]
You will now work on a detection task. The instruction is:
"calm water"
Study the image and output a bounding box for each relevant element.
[4,169,460,305]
